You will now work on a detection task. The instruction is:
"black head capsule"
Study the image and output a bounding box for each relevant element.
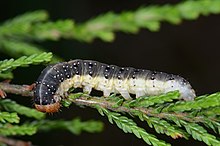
[33,64,61,113]
[34,85,61,113]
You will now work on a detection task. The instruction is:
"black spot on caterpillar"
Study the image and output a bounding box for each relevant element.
[33,59,196,113]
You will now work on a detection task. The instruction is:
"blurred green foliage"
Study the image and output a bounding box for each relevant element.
[0,1,220,146]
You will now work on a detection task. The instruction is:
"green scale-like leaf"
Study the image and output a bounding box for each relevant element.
[0,112,19,123]
[126,91,180,108]
[0,124,37,136]
[0,99,45,120]
[162,92,220,112]
[31,118,104,135]
[96,106,170,146]
[0,52,52,73]
[180,121,220,146]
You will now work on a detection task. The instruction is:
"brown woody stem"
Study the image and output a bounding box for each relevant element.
[0,82,33,97]
[0,136,32,146]
[0,82,209,123]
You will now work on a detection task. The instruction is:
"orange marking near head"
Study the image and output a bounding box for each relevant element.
[35,102,60,113]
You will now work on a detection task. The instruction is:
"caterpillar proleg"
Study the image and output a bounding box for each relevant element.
[33,59,196,113]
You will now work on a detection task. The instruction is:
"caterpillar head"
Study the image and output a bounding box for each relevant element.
[33,82,61,113]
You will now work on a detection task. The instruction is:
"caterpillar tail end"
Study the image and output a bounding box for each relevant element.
[35,102,61,113]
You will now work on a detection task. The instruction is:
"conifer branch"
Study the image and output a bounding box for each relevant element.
[0,124,37,136]
[204,119,220,134]
[31,118,104,135]
[73,0,220,42]
[0,83,33,97]
[0,112,19,123]
[32,20,75,41]
[0,52,52,73]
[0,10,48,37]
[1,1,219,145]
[0,39,62,63]
[96,106,170,146]
[1,1,220,43]
[140,114,188,139]
[179,120,220,146]
[162,92,220,112]
[0,136,32,146]
[125,91,180,108]
[0,82,220,145]
[200,106,220,116]
[0,99,45,120]
[0,0,220,64]
[0,83,218,124]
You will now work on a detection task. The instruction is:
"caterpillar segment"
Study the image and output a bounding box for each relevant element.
[34,60,196,113]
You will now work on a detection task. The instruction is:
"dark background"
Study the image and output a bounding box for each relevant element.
[0,1,220,146]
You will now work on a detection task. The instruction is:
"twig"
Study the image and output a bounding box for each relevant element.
[0,82,212,124]
[72,96,204,123]
[0,136,32,146]
[0,82,33,97]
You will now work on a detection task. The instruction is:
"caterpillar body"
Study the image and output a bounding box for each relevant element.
[33,59,196,113]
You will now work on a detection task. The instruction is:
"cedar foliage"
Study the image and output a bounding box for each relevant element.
[0,1,220,146]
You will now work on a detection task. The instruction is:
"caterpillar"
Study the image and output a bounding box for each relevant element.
[33,59,196,113]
